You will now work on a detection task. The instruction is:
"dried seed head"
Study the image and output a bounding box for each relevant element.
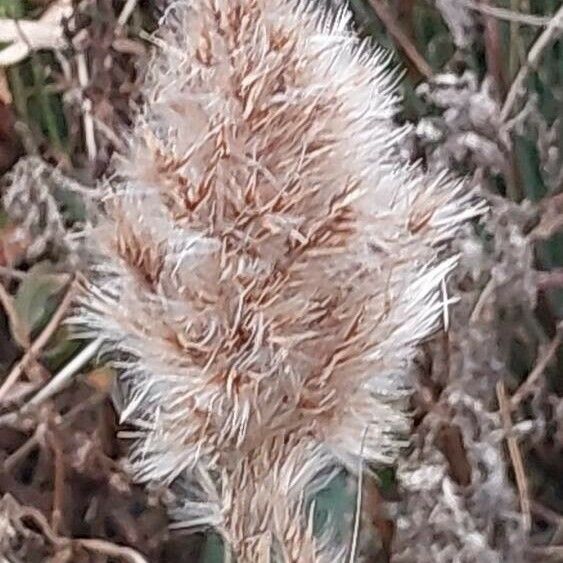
[78,0,483,559]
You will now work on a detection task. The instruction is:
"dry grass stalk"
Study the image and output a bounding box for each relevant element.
[501,4,563,121]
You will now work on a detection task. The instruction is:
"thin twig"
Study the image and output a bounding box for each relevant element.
[23,337,104,411]
[12,498,148,563]
[527,546,563,558]
[0,278,75,404]
[531,500,563,524]
[3,393,105,470]
[501,4,563,121]
[477,0,524,199]
[511,334,561,408]
[117,0,140,28]
[15,503,63,546]
[349,426,368,563]
[537,270,563,291]
[48,428,66,535]
[463,1,556,28]
[4,423,46,471]
[496,380,532,532]
[509,0,523,91]
[367,0,433,80]
[75,539,149,563]
[469,278,495,323]
[480,0,508,97]
[76,52,97,162]
[0,266,70,284]
[0,265,27,280]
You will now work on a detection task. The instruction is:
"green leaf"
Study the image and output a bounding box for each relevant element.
[42,326,83,372]
[311,470,355,541]
[13,262,67,338]
[199,533,225,563]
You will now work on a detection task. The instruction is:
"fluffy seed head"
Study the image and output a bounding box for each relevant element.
[78,0,482,559]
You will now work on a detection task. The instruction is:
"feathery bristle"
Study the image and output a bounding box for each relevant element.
[77,0,482,559]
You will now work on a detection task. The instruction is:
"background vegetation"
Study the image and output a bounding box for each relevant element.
[0,1,561,561]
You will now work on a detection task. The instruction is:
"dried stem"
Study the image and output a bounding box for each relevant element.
[349,426,368,563]
[117,0,140,28]
[0,277,75,404]
[8,498,149,563]
[77,52,97,162]
[22,336,104,412]
[496,381,532,532]
[367,0,433,79]
[511,333,561,408]
[48,427,66,535]
[75,538,149,563]
[3,423,46,471]
[462,0,555,28]
[501,4,563,121]
[480,0,508,97]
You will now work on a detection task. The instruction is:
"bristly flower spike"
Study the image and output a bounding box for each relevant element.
[77,0,483,560]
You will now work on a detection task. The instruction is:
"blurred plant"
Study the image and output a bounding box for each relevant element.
[0,157,86,268]
[347,1,563,561]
